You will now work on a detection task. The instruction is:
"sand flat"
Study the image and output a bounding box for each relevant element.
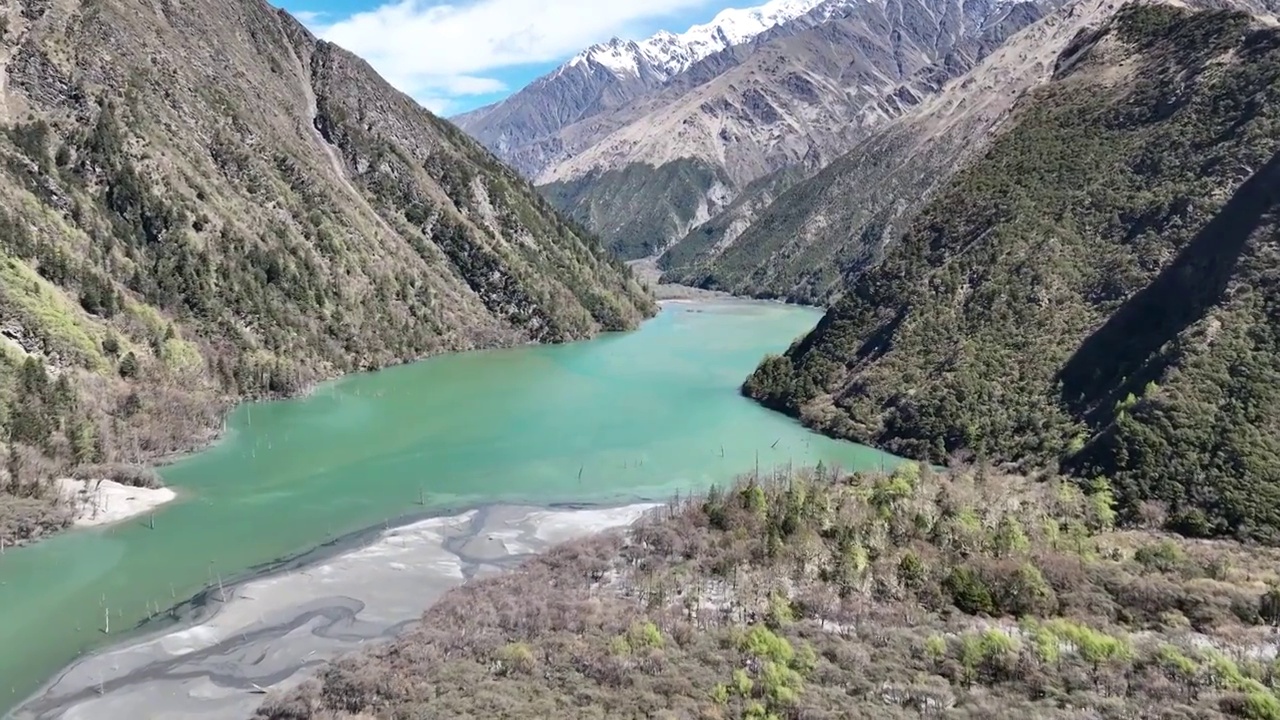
[57,479,177,528]
[10,502,659,720]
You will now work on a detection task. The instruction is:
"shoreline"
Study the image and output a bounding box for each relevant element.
[57,479,178,529]
[9,498,663,720]
[9,291,673,550]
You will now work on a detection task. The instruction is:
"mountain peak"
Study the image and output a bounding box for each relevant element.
[563,0,829,79]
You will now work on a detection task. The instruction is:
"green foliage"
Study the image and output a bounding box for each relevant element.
[944,566,995,616]
[742,5,1280,542]
[1243,691,1280,720]
[897,550,927,589]
[0,254,106,370]
[117,351,138,379]
[1087,478,1117,533]
[924,634,947,663]
[740,625,794,666]
[1134,540,1187,573]
[741,481,767,517]
[495,642,536,675]
[1023,620,1060,665]
[710,682,730,705]
[627,620,664,650]
[1157,644,1198,680]
[991,516,1030,557]
[1047,620,1131,670]
[765,593,795,629]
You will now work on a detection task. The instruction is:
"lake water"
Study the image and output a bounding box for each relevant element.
[0,299,896,712]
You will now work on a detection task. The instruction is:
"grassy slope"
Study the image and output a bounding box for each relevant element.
[743,5,1280,541]
[259,464,1280,720]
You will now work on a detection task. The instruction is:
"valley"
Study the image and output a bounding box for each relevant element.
[2,0,1280,717]
[0,299,895,717]
[458,0,1063,261]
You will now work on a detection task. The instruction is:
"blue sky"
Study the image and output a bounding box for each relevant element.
[279,0,739,117]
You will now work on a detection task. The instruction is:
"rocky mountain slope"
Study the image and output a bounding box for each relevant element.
[744,3,1280,541]
[459,0,1060,259]
[452,0,827,179]
[662,0,1280,303]
[0,0,652,544]
[659,0,1129,303]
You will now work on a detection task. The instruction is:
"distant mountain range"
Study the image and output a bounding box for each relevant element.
[453,0,1053,259]
[564,0,829,82]
[452,0,832,179]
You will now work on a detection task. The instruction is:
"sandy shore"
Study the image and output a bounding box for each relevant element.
[57,479,177,528]
[11,501,660,720]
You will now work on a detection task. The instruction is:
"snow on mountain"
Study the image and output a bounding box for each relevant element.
[563,0,828,80]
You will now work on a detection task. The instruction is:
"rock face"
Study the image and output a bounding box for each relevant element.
[452,0,831,179]
[659,0,1131,303]
[743,3,1280,542]
[660,0,1280,302]
[454,0,1061,259]
[0,0,653,544]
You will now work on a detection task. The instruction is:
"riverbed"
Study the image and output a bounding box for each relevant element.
[11,502,662,719]
[0,299,896,715]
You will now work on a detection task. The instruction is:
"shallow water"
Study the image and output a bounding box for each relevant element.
[0,299,896,711]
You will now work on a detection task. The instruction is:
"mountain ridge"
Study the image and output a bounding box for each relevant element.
[0,0,653,545]
[528,0,1059,258]
[450,0,837,177]
[743,2,1280,541]
[658,0,1125,301]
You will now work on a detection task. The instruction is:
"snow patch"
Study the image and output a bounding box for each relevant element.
[561,0,832,80]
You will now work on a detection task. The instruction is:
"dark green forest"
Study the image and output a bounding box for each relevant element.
[744,5,1280,541]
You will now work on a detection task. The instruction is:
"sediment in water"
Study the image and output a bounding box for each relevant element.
[9,501,660,720]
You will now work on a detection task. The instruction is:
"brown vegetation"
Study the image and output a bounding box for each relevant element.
[258,463,1280,719]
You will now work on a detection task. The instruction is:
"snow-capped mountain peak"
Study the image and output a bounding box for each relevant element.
[563,0,827,80]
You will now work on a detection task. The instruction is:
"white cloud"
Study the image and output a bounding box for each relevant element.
[293,9,327,24]
[415,96,456,114]
[311,0,717,110]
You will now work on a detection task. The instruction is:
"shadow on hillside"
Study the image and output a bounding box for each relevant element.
[1058,148,1280,421]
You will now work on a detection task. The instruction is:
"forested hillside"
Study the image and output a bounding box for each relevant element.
[260,464,1280,719]
[0,0,652,544]
[745,4,1280,541]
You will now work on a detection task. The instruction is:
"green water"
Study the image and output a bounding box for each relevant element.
[0,299,895,710]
